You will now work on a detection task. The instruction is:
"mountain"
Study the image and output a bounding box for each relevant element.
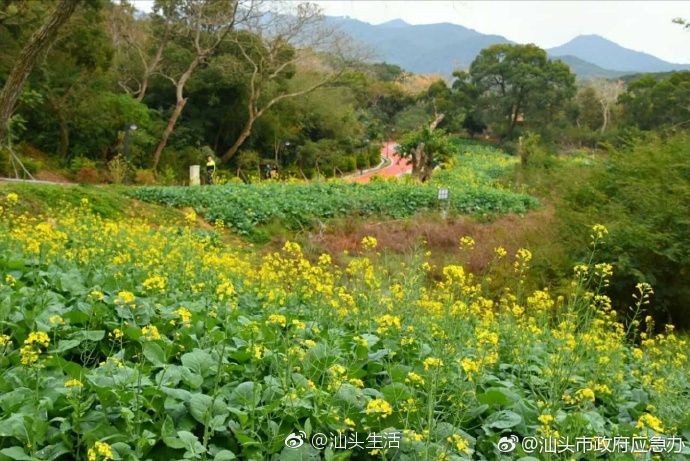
[378,19,410,29]
[550,55,626,79]
[329,17,690,79]
[546,35,690,73]
[327,17,512,75]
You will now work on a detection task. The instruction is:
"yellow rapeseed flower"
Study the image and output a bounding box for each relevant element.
[361,236,378,250]
[636,413,664,433]
[423,357,444,371]
[141,325,161,341]
[365,398,393,418]
[5,192,18,205]
[65,379,84,388]
[115,291,135,305]
[88,441,113,461]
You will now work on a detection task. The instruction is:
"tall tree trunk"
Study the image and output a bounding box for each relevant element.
[600,101,609,134]
[57,110,69,159]
[508,101,521,138]
[49,97,70,158]
[0,0,81,143]
[151,58,199,171]
[222,118,254,162]
[152,97,188,170]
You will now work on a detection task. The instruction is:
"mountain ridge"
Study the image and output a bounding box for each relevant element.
[329,17,690,78]
[546,34,690,73]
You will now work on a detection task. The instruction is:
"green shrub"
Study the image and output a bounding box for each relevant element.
[107,155,127,185]
[562,133,690,328]
[70,156,98,175]
[355,153,368,169]
[135,169,156,185]
[158,165,178,186]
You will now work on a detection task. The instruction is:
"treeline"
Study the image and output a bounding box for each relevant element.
[0,0,428,183]
[417,44,690,152]
[1,1,688,183]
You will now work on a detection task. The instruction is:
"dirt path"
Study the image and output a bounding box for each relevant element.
[348,141,412,184]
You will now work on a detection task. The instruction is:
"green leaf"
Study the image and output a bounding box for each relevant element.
[485,410,522,429]
[187,393,214,424]
[177,430,205,455]
[277,444,321,461]
[233,431,259,447]
[142,342,166,366]
[181,349,215,378]
[582,411,606,433]
[0,447,36,460]
[381,382,412,402]
[52,339,81,353]
[214,450,236,461]
[163,436,185,449]
[477,388,520,407]
[70,330,105,342]
[228,382,261,408]
[58,272,86,294]
[227,407,248,426]
[3,259,25,270]
[41,443,71,461]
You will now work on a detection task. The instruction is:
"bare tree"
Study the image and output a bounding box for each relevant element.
[109,0,177,102]
[220,3,368,162]
[593,78,623,134]
[151,0,259,171]
[0,0,82,144]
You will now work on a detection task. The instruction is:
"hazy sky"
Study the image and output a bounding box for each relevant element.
[131,1,690,64]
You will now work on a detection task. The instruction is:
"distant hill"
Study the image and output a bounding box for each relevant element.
[546,35,690,73]
[327,17,512,76]
[550,55,626,79]
[330,17,690,79]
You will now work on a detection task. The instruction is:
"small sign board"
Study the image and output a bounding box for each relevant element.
[437,188,449,200]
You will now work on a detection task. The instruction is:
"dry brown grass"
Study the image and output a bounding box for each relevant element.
[313,208,559,274]
[34,171,72,183]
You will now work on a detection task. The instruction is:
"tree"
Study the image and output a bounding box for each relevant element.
[465,44,575,139]
[451,70,485,136]
[108,0,176,102]
[31,3,114,159]
[563,134,690,328]
[151,0,258,171]
[618,72,690,131]
[395,114,458,182]
[220,3,366,163]
[572,85,603,131]
[592,78,623,134]
[0,0,82,144]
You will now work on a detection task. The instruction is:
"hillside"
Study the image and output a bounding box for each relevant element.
[546,34,690,73]
[327,16,513,75]
[551,55,626,79]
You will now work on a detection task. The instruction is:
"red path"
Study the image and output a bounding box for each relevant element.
[348,141,412,184]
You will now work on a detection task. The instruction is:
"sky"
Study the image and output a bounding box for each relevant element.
[131,1,690,64]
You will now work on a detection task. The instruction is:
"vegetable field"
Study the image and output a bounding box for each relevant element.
[132,148,538,236]
[0,193,688,460]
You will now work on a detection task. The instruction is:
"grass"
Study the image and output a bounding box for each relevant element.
[0,182,187,227]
